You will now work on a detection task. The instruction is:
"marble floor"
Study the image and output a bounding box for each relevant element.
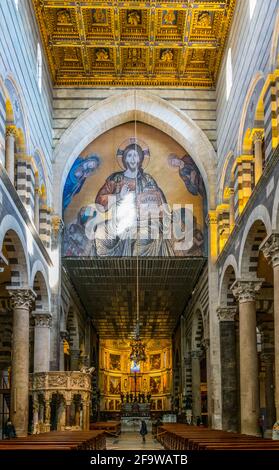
[106,432,164,450]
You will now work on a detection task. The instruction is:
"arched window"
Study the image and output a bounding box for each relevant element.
[36,43,42,93]
[226,48,233,100]
[249,0,257,19]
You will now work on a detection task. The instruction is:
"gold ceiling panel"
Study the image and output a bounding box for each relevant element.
[32,1,236,88]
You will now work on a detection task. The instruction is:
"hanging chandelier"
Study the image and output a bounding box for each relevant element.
[129,90,146,366]
[129,335,147,364]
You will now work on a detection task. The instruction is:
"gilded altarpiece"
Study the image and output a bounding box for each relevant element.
[99,339,172,413]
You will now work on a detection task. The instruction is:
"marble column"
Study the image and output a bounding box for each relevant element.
[59,330,68,371]
[232,279,262,435]
[71,349,80,371]
[191,350,202,423]
[33,312,52,373]
[261,353,276,429]
[8,288,36,436]
[34,183,40,232]
[44,398,51,432]
[217,306,238,431]
[65,400,72,427]
[229,187,235,232]
[5,125,16,184]
[252,130,264,185]
[261,233,279,421]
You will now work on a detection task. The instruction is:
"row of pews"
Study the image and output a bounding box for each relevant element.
[0,430,106,451]
[90,421,121,437]
[157,424,279,451]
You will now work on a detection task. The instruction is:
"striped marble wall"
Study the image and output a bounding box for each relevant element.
[0,0,53,185]
[216,0,278,185]
[53,87,217,151]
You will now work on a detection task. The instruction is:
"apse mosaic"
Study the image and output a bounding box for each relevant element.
[63,122,207,258]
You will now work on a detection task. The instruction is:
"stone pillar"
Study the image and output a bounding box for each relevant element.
[229,187,235,232]
[232,280,262,435]
[65,400,72,427]
[45,398,51,432]
[59,330,68,371]
[261,233,279,421]
[252,130,264,185]
[217,306,238,431]
[34,177,40,231]
[50,215,64,371]
[32,395,39,434]
[33,312,52,373]
[71,349,80,371]
[191,350,202,423]
[261,353,276,430]
[5,125,16,184]
[207,211,222,428]
[8,288,36,436]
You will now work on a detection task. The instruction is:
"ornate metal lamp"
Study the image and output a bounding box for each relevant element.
[129,91,147,367]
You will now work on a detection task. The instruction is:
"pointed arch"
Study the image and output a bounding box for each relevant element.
[53,90,217,214]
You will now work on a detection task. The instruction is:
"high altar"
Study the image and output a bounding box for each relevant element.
[99,339,172,418]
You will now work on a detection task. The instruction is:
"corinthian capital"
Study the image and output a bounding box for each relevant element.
[231,279,263,304]
[52,214,64,237]
[8,288,36,310]
[260,233,279,268]
[206,210,218,226]
[32,312,52,328]
[6,125,17,138]
[251,129,264,144]
[217,306,237,322]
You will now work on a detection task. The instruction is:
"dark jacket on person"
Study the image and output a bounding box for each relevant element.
[4,420,16,439]
[140,420,148,436]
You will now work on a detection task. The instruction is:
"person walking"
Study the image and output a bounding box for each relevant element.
[4,419,16,439]
[140,420,148,443]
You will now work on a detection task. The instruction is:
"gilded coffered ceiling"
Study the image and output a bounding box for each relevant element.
[32,1,236,88]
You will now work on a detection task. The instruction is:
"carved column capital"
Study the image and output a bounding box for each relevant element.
[7,288,36,310]
[231,279,263,303]
[224,186,234,199]
[251,129,264,144]
[206,210,218,226]
[191,350,203,360]
[51,215,64,238]
[261,353,274,364]
[32,312,52,328]
[6,125,17,138]
[200,338,210,350]
[60,330,69,341]
[260,233,279,268]
[217,306,237,322]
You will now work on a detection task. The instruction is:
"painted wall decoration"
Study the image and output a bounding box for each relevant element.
[150,376,161,394]
[63,122,207,258]
[109,354,121,371]
[109,376,121,394]
[150,353,161,370]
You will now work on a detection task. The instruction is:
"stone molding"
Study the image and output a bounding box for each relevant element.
[231,279,263,303]
[217,306,237,322]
